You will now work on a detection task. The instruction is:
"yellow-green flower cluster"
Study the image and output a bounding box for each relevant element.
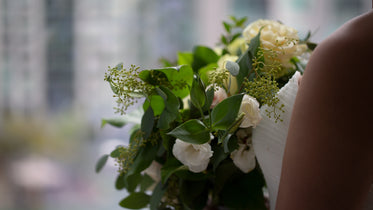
[104,64,153,115]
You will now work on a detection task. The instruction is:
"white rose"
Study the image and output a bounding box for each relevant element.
[172,139,213,173]
[206,84,228,108]
[231,143,256,173]
[243,19,307,70]
[216,55,239,95]
[239,95,262,128]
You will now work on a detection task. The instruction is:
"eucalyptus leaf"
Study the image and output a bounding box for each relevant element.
[225,60,240,76]
[211,94,244,130]
[119,192,150,209]
[167,119,210,144]
[95,154,109,173]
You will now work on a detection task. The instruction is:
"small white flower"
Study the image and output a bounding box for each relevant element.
[231,143,256,173]
[206,84,228,108]
[239,95,262,128]
[172,139,213,173]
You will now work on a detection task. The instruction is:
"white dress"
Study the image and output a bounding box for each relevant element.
[252,72,373,210]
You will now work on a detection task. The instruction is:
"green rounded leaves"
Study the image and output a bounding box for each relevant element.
[119,192,150,209]
[211,94,244,130]
[167,119,210,144]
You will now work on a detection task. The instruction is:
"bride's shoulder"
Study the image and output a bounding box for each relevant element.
[304,11,373,84]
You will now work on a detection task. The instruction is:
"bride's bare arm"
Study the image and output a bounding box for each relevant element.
[276,11,373,210]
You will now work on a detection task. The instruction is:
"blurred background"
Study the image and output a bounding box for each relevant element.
[0,0,370,209]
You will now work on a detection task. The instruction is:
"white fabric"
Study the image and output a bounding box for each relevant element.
[252,72,373,210]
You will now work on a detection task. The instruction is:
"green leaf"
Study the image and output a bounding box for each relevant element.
[150,182,166,210]
[202,86,214,111]
[127,141,159,177]
[126,173,143,193]
[192,46,219,72]
[141,107,154,139]
[167,119,210,144]
[220,167,266,209]
[101,117,126,128]
[179,180,209,210]
[307,42,317,50]
[211,94,244,130]
[140,173,155,192]
[211,145,229,171]
[178,52,193,66]
[144,95,165,116]
[199,63,218,86]
[156,87,180,130]
[236,17,248,27]
[249,30,261,58]
[141,65,193,99]
[115,173,126,190]
[236,48,251,88]
[119,192,150,209]
[190,75,206,109]
[110,147,122,158]
[160,130,175,152]
[223,21,231,32]
[224,133,238,153]
[221,35,228,45]
[160,157,187,184]
[225,60,240,76]
[236,30,261,87]
[174,170,209,181]
[95,154,109,173]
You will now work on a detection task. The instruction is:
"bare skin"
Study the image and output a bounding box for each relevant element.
[276,9,373,210]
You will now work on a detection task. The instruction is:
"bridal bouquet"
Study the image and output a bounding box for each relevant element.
[96,17,315,210]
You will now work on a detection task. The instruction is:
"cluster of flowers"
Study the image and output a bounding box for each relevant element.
[98,17,313,210]
[172,19,307,174]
